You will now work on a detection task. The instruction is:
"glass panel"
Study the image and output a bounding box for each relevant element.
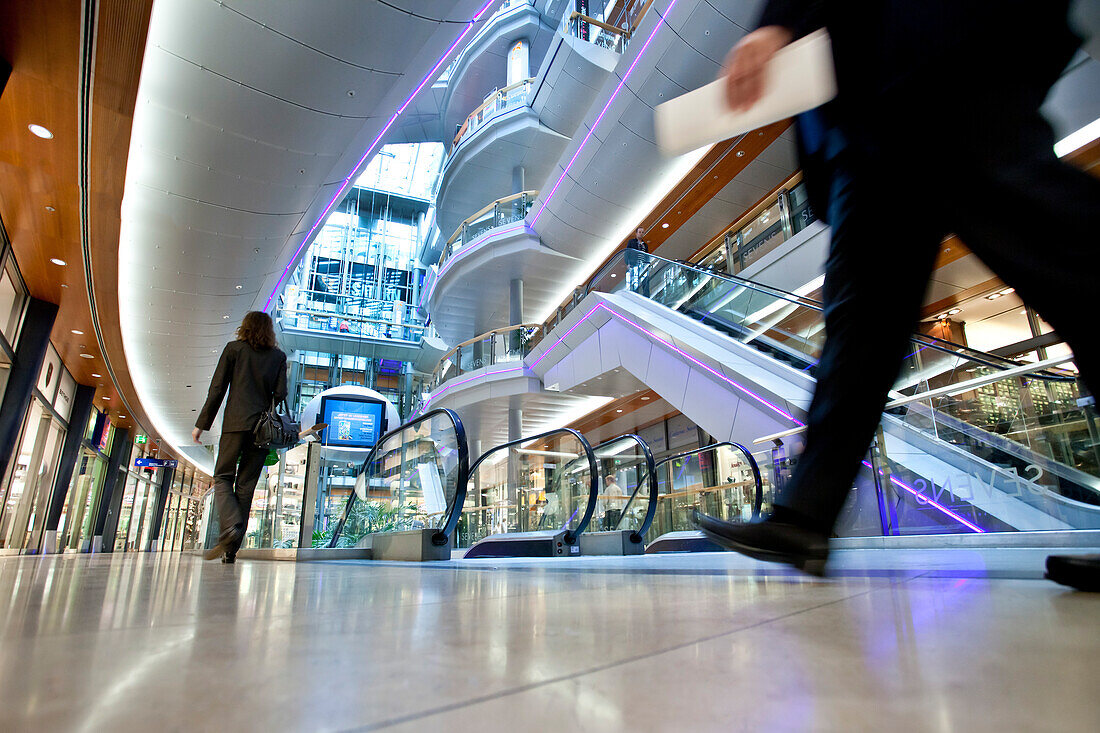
[592,436,651,533]
[455,431,594,549]
[0,264,26,345]
[329,412,465,548]
[58,451,107,552]
[0,400,65,551]
[649,444,770,537]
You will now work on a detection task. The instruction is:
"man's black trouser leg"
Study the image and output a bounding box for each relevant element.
[778,160,944,532]
[213,431,267,549]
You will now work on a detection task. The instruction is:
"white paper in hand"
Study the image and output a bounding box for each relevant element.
[655,29,837,157]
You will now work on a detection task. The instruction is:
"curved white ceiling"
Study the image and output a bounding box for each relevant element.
[118,0,498,473]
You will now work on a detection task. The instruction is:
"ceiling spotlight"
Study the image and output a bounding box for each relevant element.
[986,293,1002,300]
[102,396,110,400]
[946,308,961,315]
[28,124,53,139]
[222,315,230,319]
[235,285,242,289]
[91,373,101,378]
[50,258,67,266]
[661,223,669,228]
[119,415,127,419]
[79,353,94,359]
[71,329,84,335]
[610,273,616,277]
[641,396,650,401]
[616,409,623,413]
[45,206,56,212]
[999,287,1015,295]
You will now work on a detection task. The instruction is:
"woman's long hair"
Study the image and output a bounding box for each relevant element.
[236,311,277,350]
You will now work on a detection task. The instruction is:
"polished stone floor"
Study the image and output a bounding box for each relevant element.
[1,550,1097,732]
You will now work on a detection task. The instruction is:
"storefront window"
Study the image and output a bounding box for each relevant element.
[0,398,66,551]
[57,450,108,552]
[0,258,27,346]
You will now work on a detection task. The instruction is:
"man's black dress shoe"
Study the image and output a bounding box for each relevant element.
[203,529,243,561]
[692,509,830,576]
[1045,554,1100,591]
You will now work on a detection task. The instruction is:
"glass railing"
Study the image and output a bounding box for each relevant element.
[437,190,537,271]
[452,78,534,149]
[648,442,768,538]
[327,408,469,548]
[565,11,631,54]
[279,294,425,343]
[427,323,542,395]
[453,429,597,550]
[589,434,658,541]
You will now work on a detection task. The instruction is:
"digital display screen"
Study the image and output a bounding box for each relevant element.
[319,396,386,449]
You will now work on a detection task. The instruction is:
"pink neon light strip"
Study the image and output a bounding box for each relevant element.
[530,0,680,226]
[861,460,985,533]
[264,0,500,310]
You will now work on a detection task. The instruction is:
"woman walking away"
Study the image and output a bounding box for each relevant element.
[192,311,287,563]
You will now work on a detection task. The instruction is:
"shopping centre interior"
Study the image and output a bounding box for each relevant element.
[1,1,1098,730]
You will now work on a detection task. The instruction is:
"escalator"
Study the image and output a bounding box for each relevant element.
[328,414,662,559]
[528,250,1100,536]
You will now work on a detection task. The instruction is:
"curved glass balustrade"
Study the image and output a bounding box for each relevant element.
[648,442,767,538]
[454,429,597,549]
[437,191,537,271]
[328,409,469,548]
[589,434,658,541]
[428,323,541,393]
[452,78,534,150]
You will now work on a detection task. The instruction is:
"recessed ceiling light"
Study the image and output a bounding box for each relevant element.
[661,223,669,228]
[641,396,650,401]
[91,373,101,378]
[119,415,127,419]
[102,396,110,400]
[71,329,84,335]
[235,285,242,290]
[50,258,66,266]
[610,273,616,278]
[999,287,1015,295]
[947,308,961,315]
[986,293,1002,300]
[616,409,623,413]
[45,206,56,212]
[79,353,94,359]
[28,124,53,139]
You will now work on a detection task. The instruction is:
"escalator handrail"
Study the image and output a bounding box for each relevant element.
[587,249,1074,382]
[328,407,469,549]
[467,427,599,545]
[601,433,659,543]
[653,442,764,520]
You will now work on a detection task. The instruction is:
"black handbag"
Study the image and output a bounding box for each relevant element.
[253,399,300,450]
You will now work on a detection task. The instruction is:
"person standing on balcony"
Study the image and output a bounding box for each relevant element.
[192,311,288,563]
[693,0,1100,590]
[624,227,651,297]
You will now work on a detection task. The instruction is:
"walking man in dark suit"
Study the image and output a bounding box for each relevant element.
[193,311,288,563]
[694,1,1100,588]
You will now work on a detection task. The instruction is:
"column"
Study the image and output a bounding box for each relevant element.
[146,465,175,551]
[512,165,525,195]
[92,428,132,552]
[41,383,95,553]
[509,278,524,354]
[507,403,522,531]
[0,298,57,485]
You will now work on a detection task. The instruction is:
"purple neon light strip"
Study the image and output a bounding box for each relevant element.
[861,460,985,533]
[530,0,680,226]
[264,0,499,310]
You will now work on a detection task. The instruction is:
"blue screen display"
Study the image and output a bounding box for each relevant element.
[320,397,386,449]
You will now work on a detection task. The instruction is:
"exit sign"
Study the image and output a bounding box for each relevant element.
[135,435,148,444]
